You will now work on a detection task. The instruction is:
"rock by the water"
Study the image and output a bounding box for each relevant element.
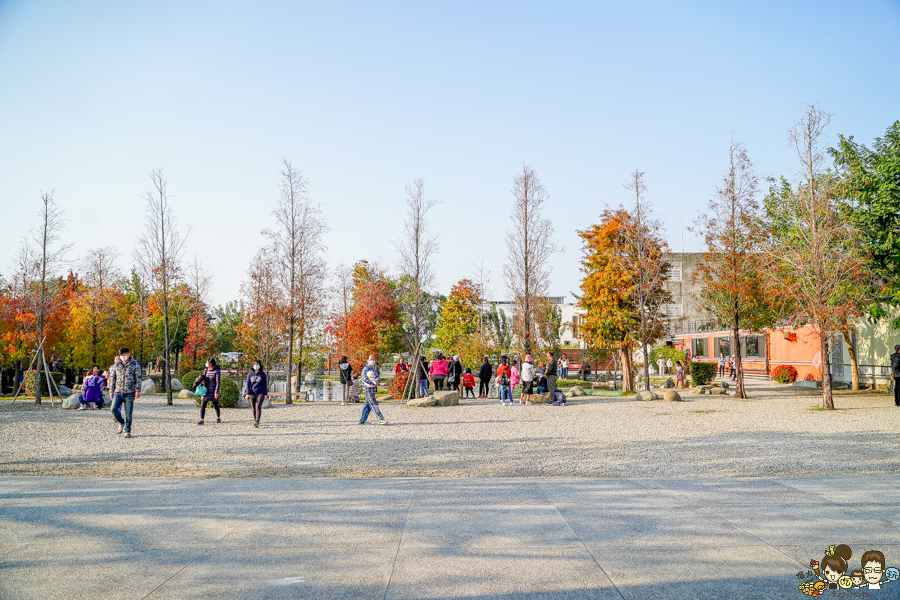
[407,396,438,407]
[709,387,727,395]
[636,390,658,401]
[433,391,459,406]
[62,394,82,409]
[569,386,585,397]
[141,379,156,394]
[171,378,184,392]
[663,390,683,402]
[178,389,197,400]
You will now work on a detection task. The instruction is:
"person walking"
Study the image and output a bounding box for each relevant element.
[891,344,900,407]
[656,355,666,377]
[718,353,726,378]
[675,361,686,389]
[478,357,492,398]
[546,350,559,397]
[244,359,268,428]
[462,369,476,398]
[520,355,535,404]
[666,357,673,376]
[359,355,386,425]
[338,355,353,406]
[198,357,222,425]
[416,356,430,398]
[509,359,520,404]
[430,354,448,392]
[108,346,141,438]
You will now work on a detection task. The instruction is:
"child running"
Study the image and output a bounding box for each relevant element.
[359,355,387,425]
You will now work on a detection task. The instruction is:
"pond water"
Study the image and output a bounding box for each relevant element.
[268,378,346,402]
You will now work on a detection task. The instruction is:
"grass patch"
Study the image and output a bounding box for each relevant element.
[692,409,719,414]
[808,405,849,412]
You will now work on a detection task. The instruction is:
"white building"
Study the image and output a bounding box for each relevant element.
[487,296,586,348]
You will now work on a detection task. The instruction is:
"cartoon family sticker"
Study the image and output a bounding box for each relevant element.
[798,545,899,596]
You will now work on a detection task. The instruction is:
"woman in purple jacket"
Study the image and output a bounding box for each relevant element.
[244,359,268,428]
[198,357,222,425]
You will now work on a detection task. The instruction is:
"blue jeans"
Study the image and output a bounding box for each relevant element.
[561,367,568,378]
[360,389,384,422]
[500,384,512,402]
[418,379,429,397]
[112,392,135,433]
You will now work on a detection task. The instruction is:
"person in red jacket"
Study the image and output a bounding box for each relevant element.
[462,368,476,398]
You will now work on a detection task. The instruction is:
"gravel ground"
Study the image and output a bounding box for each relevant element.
[2,380,899,479]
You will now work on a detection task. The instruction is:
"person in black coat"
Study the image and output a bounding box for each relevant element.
[416,356,430,398]
[477,357,492,398]
[338,356,353,405]
[448,355,463,391]
[891,344,900,407]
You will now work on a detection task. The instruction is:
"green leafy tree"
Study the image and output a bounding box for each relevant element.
[433,279,490,367]
[212,301,242,353]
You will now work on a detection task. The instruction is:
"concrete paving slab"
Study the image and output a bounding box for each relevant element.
[147,545,395,600]
[400,506,578,549]
[386,546,623,600]
[554,503,766,547]
[587,544,803,600]
[410,478,552,506]
[655,477,820,506]
[540,479,691,507]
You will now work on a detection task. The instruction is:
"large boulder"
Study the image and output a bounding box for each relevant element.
[663,390,683,402]
[178,389,197,400]
[62,394,82,409]
[569,386,585,397]
[664,378,675,389]
[141,379,156,394]
[171,378,184,392]
[720,381,729,389]
[58,385,73,396]
[636,390,658,401]
[523,392,553,404]
[407,396,438,407]
[433,390,459,406]
[709,387,727,395]
[694,386,708,394]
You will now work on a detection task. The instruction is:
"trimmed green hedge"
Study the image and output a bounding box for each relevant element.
[181,371,202,392]
[690,362,717,386]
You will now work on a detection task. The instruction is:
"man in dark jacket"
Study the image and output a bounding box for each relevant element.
[891,345,900,407]
[546,351,558,396]
[478,357,492,398]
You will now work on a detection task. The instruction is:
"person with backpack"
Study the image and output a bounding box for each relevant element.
[78,365,105,410]
[496,356,513,406]
[520,355,535,404]
[197,357,222,425]
[891,344,900,407]
[462,368,476,398]
[359,355,386,425]
[338,356,353,406]
[244,359,268,428]
[477,357,492,398]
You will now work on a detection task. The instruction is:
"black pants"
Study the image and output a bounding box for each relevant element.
[433,377,445,391]
[464,387,475,398]
[249,394,265,422]
[201,398,220,420]
[894,377,900,406]
[479,380,490,396]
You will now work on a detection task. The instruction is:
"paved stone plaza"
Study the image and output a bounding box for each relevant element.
[2,475,900,599]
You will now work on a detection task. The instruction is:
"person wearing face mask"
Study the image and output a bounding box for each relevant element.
[198,357,222,425]
[108,346,142,438]
[359,355,387,425]
[244,359,268,428]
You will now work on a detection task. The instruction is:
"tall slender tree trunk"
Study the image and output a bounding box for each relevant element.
[820,332,834,409]
[841,326,860,391]
[163,293,172,404]
[620,346,634,392]
[286,320,294,404]
[732,302,746,399]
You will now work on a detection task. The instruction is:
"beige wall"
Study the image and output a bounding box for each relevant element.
[839,306,900,384]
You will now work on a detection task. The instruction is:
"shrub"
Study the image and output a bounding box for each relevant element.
[181,371,202,392]
[21,370,64,396]
[689,361,717,386]
[193,375,239,407]
[387,370,412,399]
[772,365,798,384]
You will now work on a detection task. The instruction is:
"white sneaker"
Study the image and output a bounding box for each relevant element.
[77,405,86,410]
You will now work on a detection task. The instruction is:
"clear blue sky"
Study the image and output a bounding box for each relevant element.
[1,1,898,307]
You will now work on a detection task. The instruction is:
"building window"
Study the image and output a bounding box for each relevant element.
[665,304,683,319]
[742,335,765,358]
[715,337,731,357]
[668,263,682,281]
[692,338,706,357]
